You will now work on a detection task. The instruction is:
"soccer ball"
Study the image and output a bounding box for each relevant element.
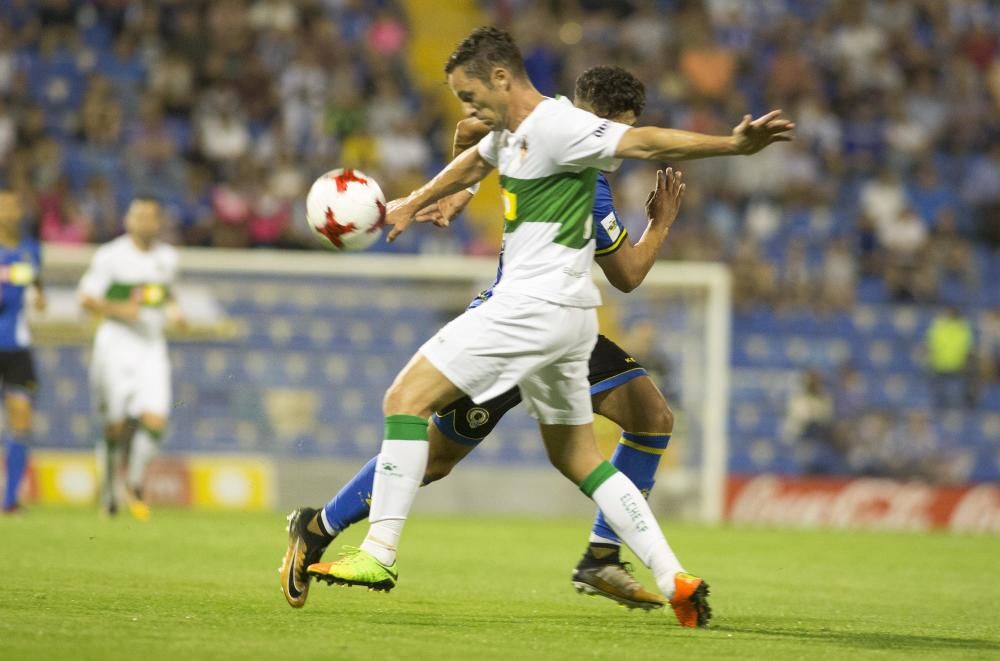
[305,168,387,251]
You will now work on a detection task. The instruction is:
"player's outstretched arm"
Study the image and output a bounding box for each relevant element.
[414,117,493,227]
[80,294,141,323]
[614,110,794,161]
[386,146,494,242]
[597,168,684,293]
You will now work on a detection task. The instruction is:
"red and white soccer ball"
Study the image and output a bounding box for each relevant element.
[306,168,387,251]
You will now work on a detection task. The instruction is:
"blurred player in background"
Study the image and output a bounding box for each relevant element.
[78,197,183,520]
[284,66,685,612]
[287,24,788,629]
[0,186,45,515]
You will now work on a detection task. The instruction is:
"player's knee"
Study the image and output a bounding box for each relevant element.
[625,400,674,434]
[105,423,127,443]
[138,414,167,434]
[382,383,431,418]
[651,403,674,434]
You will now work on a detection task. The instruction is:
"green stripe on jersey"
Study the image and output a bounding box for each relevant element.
[500,169,599,250]
[105,283,171,307]
[384,415,429,441]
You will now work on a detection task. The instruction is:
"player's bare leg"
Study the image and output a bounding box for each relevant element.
[123,412,165,521]
[2,391,33,514]
[97,420,130,517]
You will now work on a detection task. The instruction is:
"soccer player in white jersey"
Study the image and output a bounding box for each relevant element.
[285,68,687,613]
[300,27,792,627]
[78,197,183,520]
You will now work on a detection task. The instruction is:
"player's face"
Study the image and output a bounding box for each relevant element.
[125,200,162,241]
[0,191,21,231]
[448,66,508,129]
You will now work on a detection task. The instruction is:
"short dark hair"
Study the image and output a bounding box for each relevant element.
[574,66,646,119]
[445,26,526,82]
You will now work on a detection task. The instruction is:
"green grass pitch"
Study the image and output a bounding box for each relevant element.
[2,508,998,660]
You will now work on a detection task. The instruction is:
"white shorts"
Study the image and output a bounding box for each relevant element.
[90,339,172,422]
[419,293,598,425]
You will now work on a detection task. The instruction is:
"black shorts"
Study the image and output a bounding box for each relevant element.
[0,349,38,395]
[432,334,647,445]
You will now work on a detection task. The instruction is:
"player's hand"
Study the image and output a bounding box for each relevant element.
[454,118,491,154]
[166,302,188,331]
[415,191,474,228]
[645,168,685,230]
[731,110,794,155]
[114,298,142,323]
[385,198,417,242]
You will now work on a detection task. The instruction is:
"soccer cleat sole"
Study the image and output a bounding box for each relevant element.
[311,572,396,593]
[671,580,712,628]
[279,509,319,609]
[572,580,664,610]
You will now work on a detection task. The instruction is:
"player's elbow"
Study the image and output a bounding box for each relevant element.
[607,271,641,293]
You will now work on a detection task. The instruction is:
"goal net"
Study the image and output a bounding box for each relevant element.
[38,247,730,522]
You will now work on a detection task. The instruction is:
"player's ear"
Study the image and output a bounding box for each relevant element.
[492,67,509,91]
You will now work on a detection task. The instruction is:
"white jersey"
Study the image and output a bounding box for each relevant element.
[477,96,630,308]
[78,235,179,347]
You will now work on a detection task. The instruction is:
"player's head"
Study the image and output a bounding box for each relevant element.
[446,26,527,129]
[125,196,163,243]
[573,66,646,126]
[0,185,21,233]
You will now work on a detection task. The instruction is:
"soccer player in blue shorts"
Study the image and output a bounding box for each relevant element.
[283,67,688,612]
[0,186,45,514]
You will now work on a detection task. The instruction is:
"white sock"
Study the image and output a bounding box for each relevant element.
[127,427,160,498]
[96,438,119,510]
[588,533,620,546]
[361,437,428,566]
[590,471,684,598]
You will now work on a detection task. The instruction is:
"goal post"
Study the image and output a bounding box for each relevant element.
[40,245,731,523]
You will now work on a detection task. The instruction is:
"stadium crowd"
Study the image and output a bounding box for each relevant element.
[3,0,1000,482]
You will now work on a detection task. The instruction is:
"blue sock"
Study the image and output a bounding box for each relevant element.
[590,432,670,545]
[3,435,29,510]
[320,456,377,536]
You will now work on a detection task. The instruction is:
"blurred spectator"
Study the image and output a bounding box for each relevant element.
[621,318,675,400]
[75,175,119,243]
[783,370,841,475]
[126,97,184,196]
[679,25,735,101]
[879,411,967,484]
[961,143,1000,249]
[778,239,815,311]
[730,237,776,311]
[861,166,905,231]
[926,209,978,290]
[926,306,975,409]
[977,309,1000,386]
[197,101,251,170]
[38,176,91,244]
[819,237,857,313]
[880,207,932,302]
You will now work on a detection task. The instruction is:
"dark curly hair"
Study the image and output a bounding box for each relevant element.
[445,26,526,83]
[573,66,646,120]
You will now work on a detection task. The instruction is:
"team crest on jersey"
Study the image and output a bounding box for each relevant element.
[466,407,490,429]
[142,284,167,306]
